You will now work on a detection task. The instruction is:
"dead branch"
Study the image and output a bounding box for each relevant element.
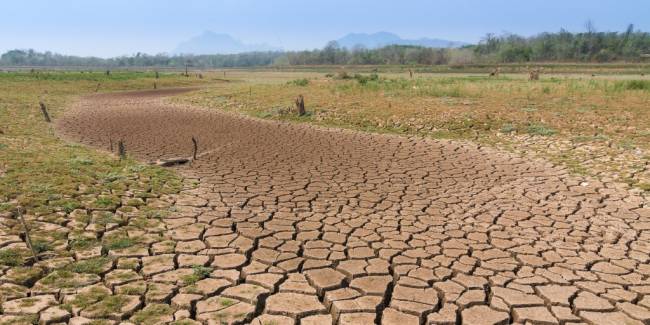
[17,206,38,262]
[191,137,198,160]
[39,101,51,122]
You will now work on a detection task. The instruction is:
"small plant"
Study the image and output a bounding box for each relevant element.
[220,298,236,307]
[31,240,52,254]
[500,123,516,134]
[353,73,379,85]
[70,237,99,250]
[103,236,134,250]
[0,248,25,266]
[287,78,309,86]
[130,304,175,325]
[67,257,112,274]
[182,265,213,285]
[526,124,556,136]
[624,80,650,91]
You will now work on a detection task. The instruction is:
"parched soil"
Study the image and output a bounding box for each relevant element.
[46,88,650,324]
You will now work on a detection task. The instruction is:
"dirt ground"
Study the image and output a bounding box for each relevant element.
[33,88,650,324]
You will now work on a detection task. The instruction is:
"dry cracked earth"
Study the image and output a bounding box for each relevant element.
[4,88,650,325]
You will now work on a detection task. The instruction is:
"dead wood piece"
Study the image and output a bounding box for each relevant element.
[154,158,190,167]
[39,101,51,122]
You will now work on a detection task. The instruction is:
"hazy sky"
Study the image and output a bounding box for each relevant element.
[2,0,648,57]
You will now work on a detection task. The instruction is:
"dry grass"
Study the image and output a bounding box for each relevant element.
[180,72,650,148]
[0,71,209,215]
[176,70,650,191]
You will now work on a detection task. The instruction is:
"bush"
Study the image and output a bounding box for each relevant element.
[527,124,556,136]
[624,80,650,91]
[287,78,309,86]
[353,73,379,85]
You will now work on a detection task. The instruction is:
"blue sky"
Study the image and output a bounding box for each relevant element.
[2,0,648,57]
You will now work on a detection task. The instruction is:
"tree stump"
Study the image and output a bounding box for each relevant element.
[118,140,126,160]
[295,95,306,116]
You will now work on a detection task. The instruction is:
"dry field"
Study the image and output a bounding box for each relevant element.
[0,68,649,325]
[179,70,650,192]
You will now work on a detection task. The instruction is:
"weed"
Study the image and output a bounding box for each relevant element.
[67,257,112,274]
[500,123,516,134]
[130,304,175,325]
[182,265,213,285]
[287,78,309,86]
[0,248,26,266]
[31,240,52,253]
[103,236,135,250]
[526,124,556,136]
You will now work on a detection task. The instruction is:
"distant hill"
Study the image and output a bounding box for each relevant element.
[173,31,281,55]
[335,31,468,49]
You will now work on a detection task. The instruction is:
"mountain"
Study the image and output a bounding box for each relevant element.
[173,31,281,55]
[335,32,468,49]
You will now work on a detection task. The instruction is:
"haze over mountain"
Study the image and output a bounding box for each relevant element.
[335,32,469,49]
[173,31,468,55]
[173,31,280,55]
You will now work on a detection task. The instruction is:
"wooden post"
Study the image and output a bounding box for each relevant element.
[191,137,198,160]
[185,64,189,77]
[409,69,413,79]
[109,138,113,152]
[17,206,38,262]
[155,71,159,79]
[295,95,306,116]
[39,101,51,122]
[118,140,126,160]
[154,82,157,89]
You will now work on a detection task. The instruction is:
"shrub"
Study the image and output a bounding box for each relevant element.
[287,78,309,86]
[527,124,556,136]
[353,73,379,85]
[625,80,650,91]
[500,123,516,134]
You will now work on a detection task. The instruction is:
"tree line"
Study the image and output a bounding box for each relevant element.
[2,26,649,68]
[474,24,650,62]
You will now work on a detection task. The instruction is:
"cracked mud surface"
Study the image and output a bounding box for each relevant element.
[16,88,649,324]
